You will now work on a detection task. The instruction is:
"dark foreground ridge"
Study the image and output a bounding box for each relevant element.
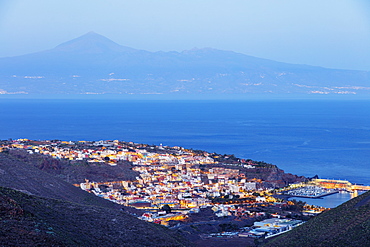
[0,187,189,247]
[0,151,190,246]
[263,190,370,247]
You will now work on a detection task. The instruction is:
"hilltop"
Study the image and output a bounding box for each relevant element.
[0,32,369,95]
[263,190,370,247]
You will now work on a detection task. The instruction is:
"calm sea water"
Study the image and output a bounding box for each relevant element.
[289,191,366,208]
[1,98,369,186]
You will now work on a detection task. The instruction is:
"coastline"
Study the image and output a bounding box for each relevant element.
[1,99,369,185]
[284,191,366,208]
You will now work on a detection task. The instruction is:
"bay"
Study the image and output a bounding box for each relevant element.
[289,191,365,208]
[0,98,369,185]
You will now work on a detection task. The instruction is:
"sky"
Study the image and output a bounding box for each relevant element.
[0,0,369,71]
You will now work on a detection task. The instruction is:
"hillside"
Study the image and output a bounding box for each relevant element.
[263,190,370,247]
[0,187,189,247]
[207,162,305,188]
[6,149,139,184]
[0,32,369,95]
[5,148,305,190]
[0,151,190,246]
[0,150,127,208]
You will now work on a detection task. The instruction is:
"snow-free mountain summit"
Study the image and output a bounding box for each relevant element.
[0,32,369,95]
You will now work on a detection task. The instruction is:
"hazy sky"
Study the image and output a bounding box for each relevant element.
[1,0,369,70]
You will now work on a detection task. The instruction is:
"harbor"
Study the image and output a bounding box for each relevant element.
[278,179,370,208]
[288,191,366,209]
[284,186,338,199]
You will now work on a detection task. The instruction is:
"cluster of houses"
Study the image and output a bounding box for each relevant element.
[244,218,304,238]
[204,218,304,239]
[3,139,219,165]
[1,139,313,230]
[78,160,272,225]
[1,139,272,216]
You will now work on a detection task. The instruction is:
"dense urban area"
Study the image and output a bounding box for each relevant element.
[1,139,368,243]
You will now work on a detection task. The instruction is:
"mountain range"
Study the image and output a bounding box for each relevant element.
[0,32,369,95]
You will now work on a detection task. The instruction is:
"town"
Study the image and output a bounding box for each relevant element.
[1,139,367,240]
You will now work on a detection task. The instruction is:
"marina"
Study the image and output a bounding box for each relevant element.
[281,182,368,208]
[288,191,366,209]
[284,186,338,199]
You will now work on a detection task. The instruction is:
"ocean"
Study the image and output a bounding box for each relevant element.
[1,97,369,186]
